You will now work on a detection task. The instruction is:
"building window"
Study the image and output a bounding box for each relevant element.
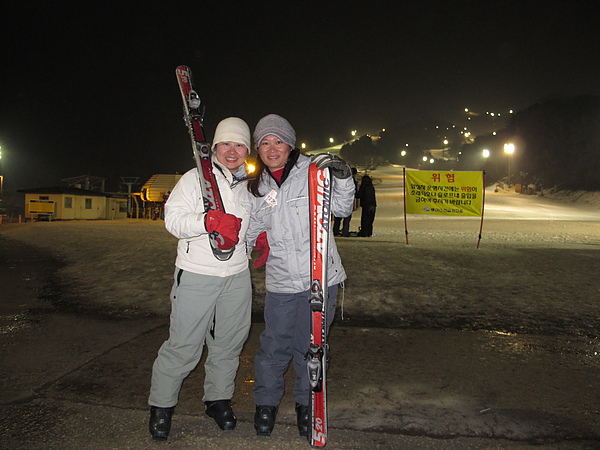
[65,197,73,208]
[85,198,92,209]
[40,196,49,200]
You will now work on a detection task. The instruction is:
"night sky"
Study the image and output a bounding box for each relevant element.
[2,1,599,192]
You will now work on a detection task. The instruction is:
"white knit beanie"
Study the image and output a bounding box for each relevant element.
[253,114,296,149]
[211,117,251,154]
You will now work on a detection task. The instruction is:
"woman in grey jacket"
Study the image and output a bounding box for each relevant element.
[246,114,355,437]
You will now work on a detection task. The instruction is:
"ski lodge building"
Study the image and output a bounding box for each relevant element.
[17,174,183,221]
[18,175,129,221]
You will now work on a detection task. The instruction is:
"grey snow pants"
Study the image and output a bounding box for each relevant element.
[253,285,338,407]
[148,268,252,407]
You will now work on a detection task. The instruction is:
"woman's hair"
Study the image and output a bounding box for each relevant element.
[247,154,267,197]
[247,148,301,197]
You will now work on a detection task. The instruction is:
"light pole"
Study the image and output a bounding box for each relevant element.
[503,143,515,187]
[0,147,3,195]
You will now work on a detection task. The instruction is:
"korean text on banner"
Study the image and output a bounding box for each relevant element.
[405,171,483,217]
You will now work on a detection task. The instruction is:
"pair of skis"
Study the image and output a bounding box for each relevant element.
[175,65,331,446]
[175,65,234,261]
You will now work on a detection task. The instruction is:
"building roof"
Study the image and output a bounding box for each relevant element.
[17,186,122,197]
[141,174,182,202]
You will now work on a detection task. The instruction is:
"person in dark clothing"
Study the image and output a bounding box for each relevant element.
[333,167,358,236]
[356,174,376,237]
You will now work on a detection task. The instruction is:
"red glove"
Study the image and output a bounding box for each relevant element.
[253,232,270,268]
[205,209,242,250]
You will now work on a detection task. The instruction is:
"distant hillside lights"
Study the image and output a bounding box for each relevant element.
[464,107,514,116]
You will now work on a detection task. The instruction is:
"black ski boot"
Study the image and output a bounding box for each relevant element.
[205,399,236,430]
[149,406,174,440]
[254,405,277,436]
[296,403,309,437]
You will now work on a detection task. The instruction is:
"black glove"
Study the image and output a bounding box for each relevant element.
[312,153,352,179]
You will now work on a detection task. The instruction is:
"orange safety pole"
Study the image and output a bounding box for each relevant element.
[403,167,409,245]
[477,171,486,249]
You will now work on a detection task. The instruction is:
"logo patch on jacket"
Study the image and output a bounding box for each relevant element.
[264,189,278,207]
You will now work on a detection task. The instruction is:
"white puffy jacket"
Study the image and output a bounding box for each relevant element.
[246,153,355,293]
[165,159,251,277]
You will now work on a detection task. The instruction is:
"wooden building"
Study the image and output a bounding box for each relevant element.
[17,186,128,220]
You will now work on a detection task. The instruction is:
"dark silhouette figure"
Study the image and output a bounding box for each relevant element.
[356,175,376,237]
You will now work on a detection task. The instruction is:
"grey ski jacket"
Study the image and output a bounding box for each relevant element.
[246,153,355,293]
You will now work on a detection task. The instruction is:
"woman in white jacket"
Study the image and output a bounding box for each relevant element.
[246,114,355,437]
[148,117,252,440]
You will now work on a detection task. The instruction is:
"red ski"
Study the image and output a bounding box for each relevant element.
[307,162,332,447]
[175,65,233,261]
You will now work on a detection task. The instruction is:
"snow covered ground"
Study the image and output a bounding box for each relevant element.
[2,164,600,446]
[1,164,599,337]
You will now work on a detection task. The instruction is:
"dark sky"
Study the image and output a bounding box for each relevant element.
[2,1,599,192]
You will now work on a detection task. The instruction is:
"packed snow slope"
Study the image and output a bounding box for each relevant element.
[1,165,599,337]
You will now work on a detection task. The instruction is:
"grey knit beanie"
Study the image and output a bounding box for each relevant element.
[253,114,296,149]
[212,117,251,154]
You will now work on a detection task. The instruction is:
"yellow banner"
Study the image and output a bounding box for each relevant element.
[405,170,484,217]
[28,200,55,214]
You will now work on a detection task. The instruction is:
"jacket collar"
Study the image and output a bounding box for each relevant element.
[212,155,249,182]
